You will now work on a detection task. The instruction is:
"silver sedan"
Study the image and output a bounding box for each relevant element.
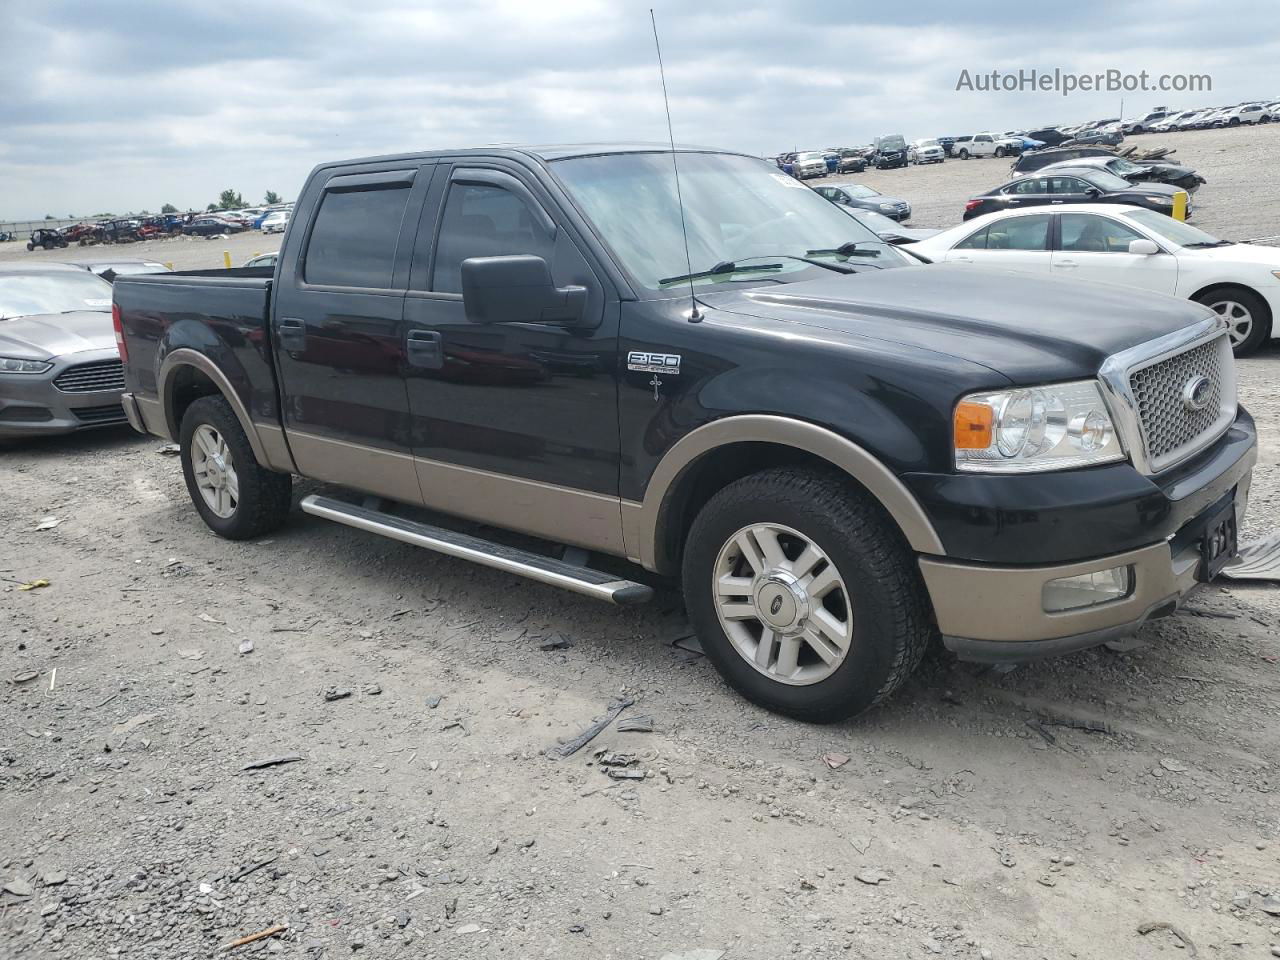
[0,263,127,438]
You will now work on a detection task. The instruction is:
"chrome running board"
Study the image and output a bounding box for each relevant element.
[300,494,653,605]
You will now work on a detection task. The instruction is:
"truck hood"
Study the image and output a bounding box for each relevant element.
[700,264,1214,383]
[0,310,114,361]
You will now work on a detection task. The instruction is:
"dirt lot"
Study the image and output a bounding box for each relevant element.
[2,124,1279,960]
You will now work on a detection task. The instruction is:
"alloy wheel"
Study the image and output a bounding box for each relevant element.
[190,424,239,518]
[1209,299,1254,347]
[712,523,853,686]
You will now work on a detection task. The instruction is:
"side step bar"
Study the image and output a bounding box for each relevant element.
[300,494,653,606]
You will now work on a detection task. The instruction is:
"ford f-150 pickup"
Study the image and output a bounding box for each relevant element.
[113,144,1256,722]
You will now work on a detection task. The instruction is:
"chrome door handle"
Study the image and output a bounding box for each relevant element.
[1055,260,1077,268]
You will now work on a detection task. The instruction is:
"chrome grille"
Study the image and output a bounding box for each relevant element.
[1117,330,1235,474]
[53,359,125,394]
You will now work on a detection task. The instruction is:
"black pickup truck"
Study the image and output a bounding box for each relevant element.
[113,144,1256,722]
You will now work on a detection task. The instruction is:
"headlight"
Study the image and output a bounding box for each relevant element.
[1270,270,1280,280]
[1145,196,1173,204]
[0,357,53,374]
[879,203,896,212]
[953,381,1126,473]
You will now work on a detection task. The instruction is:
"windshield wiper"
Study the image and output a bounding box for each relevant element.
[1181,240,1233,248]
[805,241,882,258]
[658,260,783,286]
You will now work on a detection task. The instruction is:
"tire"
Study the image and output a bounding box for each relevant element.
[958,148,969,160]
[26,243,33,251]
[179,395,292,539]
[994,146,1006,158]
[681,467,933,723]
[1229,117,1240,126]
[1193,287,1272,357]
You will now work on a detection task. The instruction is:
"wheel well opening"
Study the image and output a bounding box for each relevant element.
[167,365,222,436]
[655,442,882,574]
[1191,283,1272,326]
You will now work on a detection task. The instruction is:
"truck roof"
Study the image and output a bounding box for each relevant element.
[315,141,743,169]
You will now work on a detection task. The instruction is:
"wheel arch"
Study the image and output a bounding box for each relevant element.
[158,349,280,469]
[1189,282,1273,331]
[623,415,945,575]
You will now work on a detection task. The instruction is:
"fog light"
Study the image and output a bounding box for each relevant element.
[1042,566,1133,612]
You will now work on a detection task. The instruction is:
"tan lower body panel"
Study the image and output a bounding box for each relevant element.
[919,540,1199,643]
[287,430,425,506]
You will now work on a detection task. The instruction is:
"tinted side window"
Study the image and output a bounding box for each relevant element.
[1048,177,1091,194]
[954,226,990,250]
[432,183,555,294]
[305,186,411,288]
[1007,178,1049,195]
[986,215,1051,251]
[1059,214,1143,252]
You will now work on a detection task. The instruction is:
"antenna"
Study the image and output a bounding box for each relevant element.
[649,8,701,323]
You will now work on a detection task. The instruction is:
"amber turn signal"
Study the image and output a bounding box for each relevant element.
[953,401,994,450]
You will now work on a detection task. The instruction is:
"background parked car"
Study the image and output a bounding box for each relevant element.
[260,211,290,234]
[64,260,171,282]
[1220,103,1268,125]
[954,132,1023,159]
[963,168,1189,220]
[872,134,908,169]
[812,183,912,221]
[912,204,1279,354]
[243,252,279,268]
[907,138,945,164]
[837,206,939,244]
[183,217,244,237]
[0,263,125,437]
[836,149,867,173]
[1011,145,1118,173]
[935,136,957,157]
[790,151,828,179]
[1040,154,1205,193]
[1120,109,1174,134]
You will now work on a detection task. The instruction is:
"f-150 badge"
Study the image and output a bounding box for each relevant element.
[627,351,681,375]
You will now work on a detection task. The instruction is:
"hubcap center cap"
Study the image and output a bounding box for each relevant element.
[754,572,809,633]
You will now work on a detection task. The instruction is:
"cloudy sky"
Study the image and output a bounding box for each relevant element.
[1,0,1275,219]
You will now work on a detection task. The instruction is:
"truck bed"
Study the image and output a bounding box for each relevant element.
[113,267,284,438]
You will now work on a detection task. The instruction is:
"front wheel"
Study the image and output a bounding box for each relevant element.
[958,148,970,159]
[180,396,292,539]
[1194,288,1271,356]
[994,146,1006,158]
[681,467,933,723]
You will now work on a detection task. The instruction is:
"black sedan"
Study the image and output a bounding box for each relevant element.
[1040,155,1205,194]
[812,183,912,222]
[182,217,244,237]
[962,167,1189,221]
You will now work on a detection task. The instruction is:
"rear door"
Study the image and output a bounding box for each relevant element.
[398,161,625,553]
[271,163,438,504]
[944,212,1053,274]
[1052,212,1178,293]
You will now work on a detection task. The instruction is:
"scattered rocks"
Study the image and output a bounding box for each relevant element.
[2,878,34,898]
[324,686,353,702]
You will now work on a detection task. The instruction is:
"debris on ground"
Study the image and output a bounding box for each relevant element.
[238,638,254,655]
[323,686,353,702]
[223,923,289,950]
[11,671,38,684]
[549,698,634,759]
[230,855,278,882]
[241,754,303,771]
[822,752,850,769]
[658,951,726,960]
[607,768,647,781]
[595,751,637,767]
[362,682,382,695]
[1136,920,1197,956]
[34,516,63,531]
[617,715,654,733]
[17,579,50,591]
[2,878,34,898]
[425,695,442,709]
[539,635,573,651]
[158,443,181,455]
[854,870,888,885]
[105,713,155,752]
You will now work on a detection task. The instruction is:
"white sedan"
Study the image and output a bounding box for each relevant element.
[910,204,1280,355]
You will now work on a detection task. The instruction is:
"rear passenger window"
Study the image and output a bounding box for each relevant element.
[305,186,411,288]
[432,183,556,294]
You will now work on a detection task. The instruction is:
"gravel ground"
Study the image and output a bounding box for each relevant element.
[2,124,1279,960]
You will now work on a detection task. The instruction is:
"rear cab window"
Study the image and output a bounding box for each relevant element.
[304,185,413,288]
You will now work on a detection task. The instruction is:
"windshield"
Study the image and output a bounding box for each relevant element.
[1126,209,1224,247]
[796,152,824,161]
[0,272,113,320]
[916,139,939,148]
[1106,157,1144,175]
[1080,169,1134,191]
[552,152,900,292]
[843,185,878,198]
[879,137,906,150]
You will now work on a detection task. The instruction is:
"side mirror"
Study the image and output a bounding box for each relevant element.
[1128,238,1160,255]
[1084,187,1102,197]
[460,255,588,327]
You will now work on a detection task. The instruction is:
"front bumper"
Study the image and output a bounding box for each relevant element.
[919,464,1253,663]
[0,348,127,438]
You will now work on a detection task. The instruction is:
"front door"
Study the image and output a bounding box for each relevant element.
[1052,212,1179,293]
[271,163,438,504]
[945,212,1053,274]
[399,162,624,554]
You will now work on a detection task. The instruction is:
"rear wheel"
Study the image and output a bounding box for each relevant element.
[681,467,933,723]
[1194,287,1271,356]
[180,396,292,539]
[958,148,970,160]
[994,146,1006,158]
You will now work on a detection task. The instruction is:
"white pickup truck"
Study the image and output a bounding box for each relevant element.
[954,132,1023,160]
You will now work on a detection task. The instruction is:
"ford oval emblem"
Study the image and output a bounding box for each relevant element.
[769,595,784,616]
[1182,375,1212,412]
